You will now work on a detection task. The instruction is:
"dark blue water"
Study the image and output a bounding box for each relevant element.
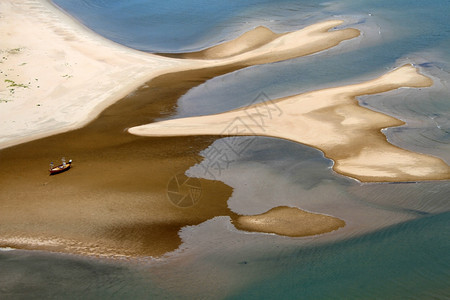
[53,0,296,52]
[2,0,449,298]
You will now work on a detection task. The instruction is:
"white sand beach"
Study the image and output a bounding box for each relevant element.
[0,0,183,149]
[0,0,359,150]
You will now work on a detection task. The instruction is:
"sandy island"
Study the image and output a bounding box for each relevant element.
[1,0,448,258]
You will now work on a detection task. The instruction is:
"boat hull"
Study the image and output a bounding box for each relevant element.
[49,163,71,175]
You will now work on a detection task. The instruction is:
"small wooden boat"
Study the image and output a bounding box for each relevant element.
[49,158,72,175]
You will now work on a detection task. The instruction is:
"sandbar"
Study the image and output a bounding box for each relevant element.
[129,65,450,182]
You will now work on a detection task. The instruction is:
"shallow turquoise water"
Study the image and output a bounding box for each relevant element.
[2,0,449,298]
[1,212,448,298]
[227,212,450,300]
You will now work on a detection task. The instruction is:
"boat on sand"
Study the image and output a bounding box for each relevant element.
[49,158,72,175]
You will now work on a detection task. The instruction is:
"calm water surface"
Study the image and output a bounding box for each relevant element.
[2,0,449,298]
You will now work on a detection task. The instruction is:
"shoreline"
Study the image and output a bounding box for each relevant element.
[0,0,359,150]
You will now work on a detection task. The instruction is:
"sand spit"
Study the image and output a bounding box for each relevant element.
[159,26,281,60]
[159,20,359,64]
[158,20,360,67]
[129,65,450,182]
[232,206,345,237]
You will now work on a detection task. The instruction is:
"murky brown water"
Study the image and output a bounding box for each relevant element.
[0,66,242,257]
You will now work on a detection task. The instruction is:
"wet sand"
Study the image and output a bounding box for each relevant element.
[0,67,234,257]
[0,67,344,258]
[232,206,345,237]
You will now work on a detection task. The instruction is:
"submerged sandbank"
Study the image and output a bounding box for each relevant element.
[129,65,450,182]
[232,206,345,237]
